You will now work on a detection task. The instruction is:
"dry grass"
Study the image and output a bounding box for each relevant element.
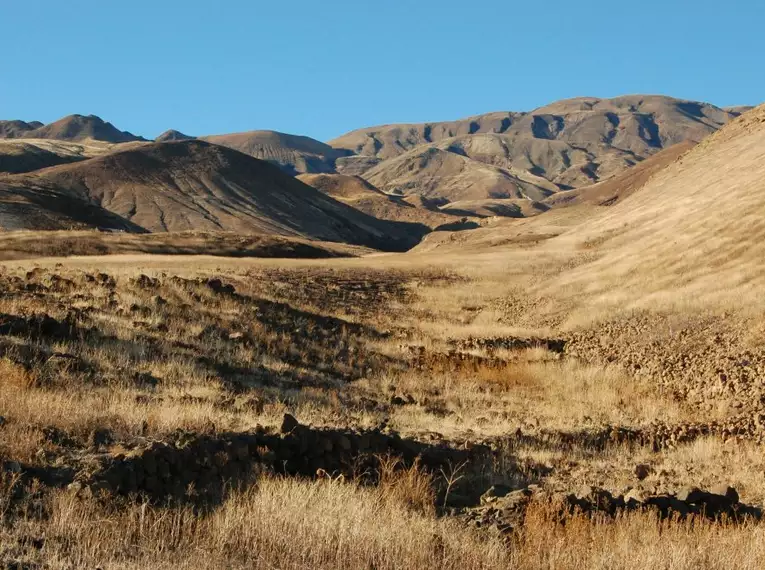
[3,475,508,569]
[5,475,765,569]
[513,502,765,570]
[2,161,765,566]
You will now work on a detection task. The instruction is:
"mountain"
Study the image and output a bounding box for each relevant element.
[362,146,558,202]
[0,182,144,233]
[0,141,83,174]
[202,130,347,175]
[331,96,737,166]
[0,138,145,175]
[545,140,697,207]
[439,198,549,218]
[725,105,755,115]
[329,111,526,161]
[329,96,741,204]
[557,104,765,304]
[156,129,195,142]
[296,173,473,228]
[0,140,425,250]
[0,120,43,138]
[6,114,147,143]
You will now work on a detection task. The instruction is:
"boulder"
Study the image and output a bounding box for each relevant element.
[480,484,512,505]
[634,464,651,481]
[676,487,708,504]
[710,484,739,505]
[280,414,300,434]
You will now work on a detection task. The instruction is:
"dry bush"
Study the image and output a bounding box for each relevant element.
[376,455,436,514]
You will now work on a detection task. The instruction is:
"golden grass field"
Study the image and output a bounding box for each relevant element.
[0,106,764,568]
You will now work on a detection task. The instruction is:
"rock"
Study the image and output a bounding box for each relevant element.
[624,487,648,506]
[131,274,159,289]
[0,416,6,428]
[89,428,114,448]
[151,295,167,307]
[280,414,300,434]
[480,484,512,505]
[335,434,352,452]
[645,494,673,512]
[710,484,739,504]
[634,464,651,480]
[207,279,236,295]
[676,487,708,504]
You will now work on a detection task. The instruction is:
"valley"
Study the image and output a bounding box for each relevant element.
[0,98,763,569]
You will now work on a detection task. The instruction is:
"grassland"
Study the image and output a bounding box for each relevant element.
[4,105,765,566]
[0,221,764,568]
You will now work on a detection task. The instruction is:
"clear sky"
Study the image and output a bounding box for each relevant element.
[3,0,763,141]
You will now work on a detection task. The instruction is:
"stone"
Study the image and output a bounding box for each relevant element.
[89,428,114,448]
[480,484,512,505]
[207,279,235,295]
[634,464,651,480]
[624,487,648,506]
[281,414,300,434]
[710,484,739,504]
[676,486,708,504]
[335,434,352,452]
[151,295,167,307]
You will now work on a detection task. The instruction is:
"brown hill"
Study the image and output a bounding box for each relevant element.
[438,198,549,218]
[156,129,195,142]
[0,141,83,174]
[329,111,526,161]
[0,139,148,175]
[0,140,424,250]
[0,230,373,260]
[0,120,43,138]
[5,115,147,143]
[330,96,739,199]
[296,173,472,228]
[545,141,697,207]
[553,103,765,310]
[202,130,347,175]
[362,146,558,203]
[331,96,735,166]
[0,182,144,232]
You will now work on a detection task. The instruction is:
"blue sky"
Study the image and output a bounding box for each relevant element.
[2,0,762,141]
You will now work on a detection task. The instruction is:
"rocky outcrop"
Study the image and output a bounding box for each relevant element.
[465,483,762,535]
[73,417,491,502]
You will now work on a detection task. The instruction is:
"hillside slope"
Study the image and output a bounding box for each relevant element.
[330,96,740,199]
[0,182,144,232]
[0,115,146,143]
[329,111,526,160]
[296,173,473,228]
[363,146,558,202]
[0,141,426,250]
[202,130,347,175]
[331,96,736,164]
[554,104,765,309]
[156,129,195,142]
[545,141,697,207]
